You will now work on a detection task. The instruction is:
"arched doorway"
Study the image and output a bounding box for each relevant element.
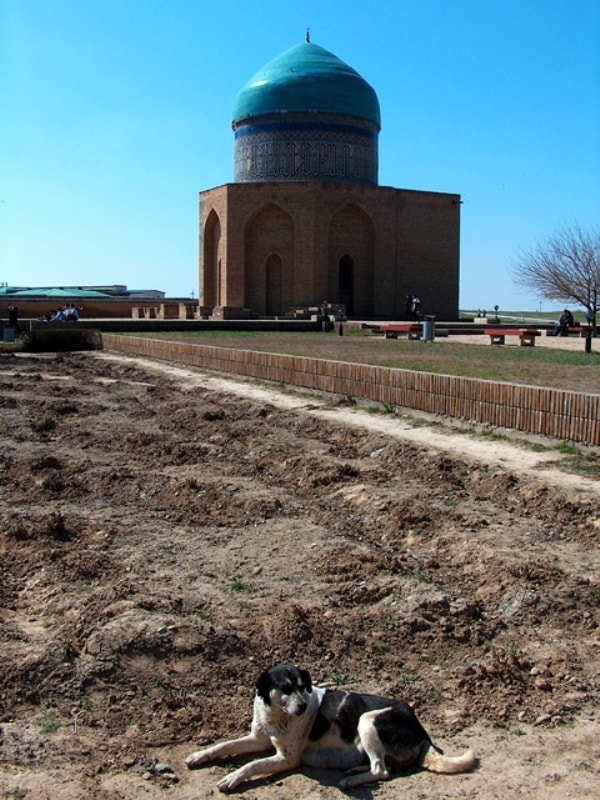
[266,254,283,316]
[338,255,355,316]
[328,204,375,318]
[202,210,221,307]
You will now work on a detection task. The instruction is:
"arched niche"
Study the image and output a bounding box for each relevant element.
[328,204,375,318]
[202,209,222,308]
[244,204,294,315]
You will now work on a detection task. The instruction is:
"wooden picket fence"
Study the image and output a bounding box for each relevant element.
[101,334,600,446]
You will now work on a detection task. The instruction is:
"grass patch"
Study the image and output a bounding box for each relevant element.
[37,712,62,734]
[0,341,25,353]
[557,451,600,480]
[141,330,600,395]
[554,441,580,455]
[230,578,250,593]
[397,668,419,685]
[416,572,433,584]
[329,672,352,686]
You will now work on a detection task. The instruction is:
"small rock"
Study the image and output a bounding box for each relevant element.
[534,714,552,726]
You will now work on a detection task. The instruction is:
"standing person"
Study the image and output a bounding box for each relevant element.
[7,305,21,335]
[411,296,421,321]
[405,294,414,320]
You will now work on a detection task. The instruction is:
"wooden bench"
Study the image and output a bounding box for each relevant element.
[557,326,593,338]
[485,328,541,347]
[546,324,598,337]
[380,323,423,339]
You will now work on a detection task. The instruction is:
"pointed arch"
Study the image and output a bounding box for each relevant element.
[202,209,222,308]
[244,204,294,315]
[328,204,375,317]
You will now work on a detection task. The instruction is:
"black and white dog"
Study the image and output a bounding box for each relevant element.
[185,664,475,792]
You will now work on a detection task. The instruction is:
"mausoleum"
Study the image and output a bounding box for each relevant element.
[199,38,460,319]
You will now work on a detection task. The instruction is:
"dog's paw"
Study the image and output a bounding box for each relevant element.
[185,749,213,769]
[216,771,241,793]
[338,767,388,790]
[337,775,357,791]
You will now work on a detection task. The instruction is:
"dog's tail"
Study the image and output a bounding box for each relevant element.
[419,741,476,774]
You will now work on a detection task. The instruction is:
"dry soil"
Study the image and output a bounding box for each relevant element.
[1,350,598,800]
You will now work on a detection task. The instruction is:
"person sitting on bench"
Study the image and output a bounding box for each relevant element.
[554,308,574,336]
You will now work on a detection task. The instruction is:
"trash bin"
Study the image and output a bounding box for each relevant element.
[422,315,435,342]
[3,327,15,343]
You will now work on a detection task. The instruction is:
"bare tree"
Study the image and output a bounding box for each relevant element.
[512,223,600,352]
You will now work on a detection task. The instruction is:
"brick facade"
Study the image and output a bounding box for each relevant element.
[199,181,460,320]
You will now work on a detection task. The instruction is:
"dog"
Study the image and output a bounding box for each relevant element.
[185,664,476,792]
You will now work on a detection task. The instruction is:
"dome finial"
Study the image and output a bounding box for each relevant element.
[305,28,310,43]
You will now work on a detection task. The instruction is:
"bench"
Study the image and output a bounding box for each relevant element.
[380,323,423,339]
[547,326,594,338]
[485,328,541,347]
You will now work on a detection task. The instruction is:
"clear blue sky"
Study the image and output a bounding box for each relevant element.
[2,0,599,311]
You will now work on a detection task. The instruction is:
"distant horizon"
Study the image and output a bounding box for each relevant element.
[1,284,576,320]
[0,282,585,317]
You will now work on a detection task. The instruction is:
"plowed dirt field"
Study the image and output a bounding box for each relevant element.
[1,351,598,799]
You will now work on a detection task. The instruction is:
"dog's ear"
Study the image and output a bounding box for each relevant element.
[299,669,312,693]
[256,670,273,705]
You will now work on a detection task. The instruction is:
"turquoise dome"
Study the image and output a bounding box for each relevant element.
[232,42,381,128]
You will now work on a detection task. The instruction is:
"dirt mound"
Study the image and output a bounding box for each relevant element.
[1,352,598,799]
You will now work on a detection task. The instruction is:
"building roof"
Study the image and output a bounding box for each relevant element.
[232,41,381,128]
[0,285,164,299]
[0,286,112,298]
